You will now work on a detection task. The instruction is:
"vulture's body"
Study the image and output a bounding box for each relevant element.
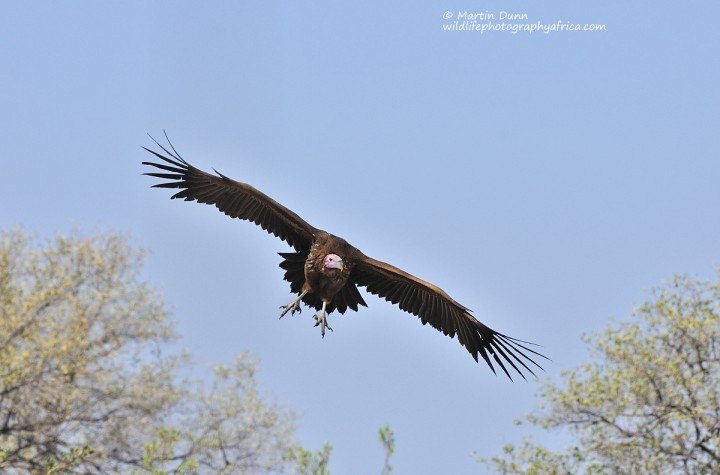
[143,137,546,379]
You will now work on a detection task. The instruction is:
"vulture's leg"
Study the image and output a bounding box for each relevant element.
[313,301,333,338]
[280,290,308,318]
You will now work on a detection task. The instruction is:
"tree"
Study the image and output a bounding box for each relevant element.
[0,228,295,474]
[285,425,395,475]
[477,274,720,474]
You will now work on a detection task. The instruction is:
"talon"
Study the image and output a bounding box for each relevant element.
[313,301,332,338]
[280,290,308,319]
[313,314,333,337]
[280,302,300,318]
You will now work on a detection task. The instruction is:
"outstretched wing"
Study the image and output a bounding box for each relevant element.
[142,136,318,252]
[351,254,546,380]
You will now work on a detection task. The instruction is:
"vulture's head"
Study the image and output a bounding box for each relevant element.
[323,254,344,272]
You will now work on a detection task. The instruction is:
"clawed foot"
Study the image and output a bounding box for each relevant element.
[313,311,333,338]
[279,293,333,337]
[280,300,301,318]
[280,291,308,319]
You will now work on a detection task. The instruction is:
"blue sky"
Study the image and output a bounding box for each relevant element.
[2,1,719,473]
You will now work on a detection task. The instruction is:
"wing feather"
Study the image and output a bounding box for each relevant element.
[351,255,546,380]
[142,137,318,252]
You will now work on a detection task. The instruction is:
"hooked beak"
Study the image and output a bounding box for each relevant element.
[337,259,344,272]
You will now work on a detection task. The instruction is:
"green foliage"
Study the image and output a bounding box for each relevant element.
[378,424,395,475]
[286,442,332,475]
[478,274,720,474]
[477,435,588,475]
[139,427,198,475]
[45,445,95,475]
[181,354,296,474]
[0,228,295,474]
[287,425,396,475]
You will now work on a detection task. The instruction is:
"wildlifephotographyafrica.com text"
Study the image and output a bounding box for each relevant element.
[441,10,607,34]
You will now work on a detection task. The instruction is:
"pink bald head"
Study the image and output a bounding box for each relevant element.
[323,254,344,271]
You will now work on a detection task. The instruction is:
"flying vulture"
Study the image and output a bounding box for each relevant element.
[142,136,546,380]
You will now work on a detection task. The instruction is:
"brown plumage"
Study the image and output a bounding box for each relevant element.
[142,136,546,380]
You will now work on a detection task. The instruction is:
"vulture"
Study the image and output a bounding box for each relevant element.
[142,136,546,380]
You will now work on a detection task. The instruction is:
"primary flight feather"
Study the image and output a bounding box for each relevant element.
[142,136,546,380]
